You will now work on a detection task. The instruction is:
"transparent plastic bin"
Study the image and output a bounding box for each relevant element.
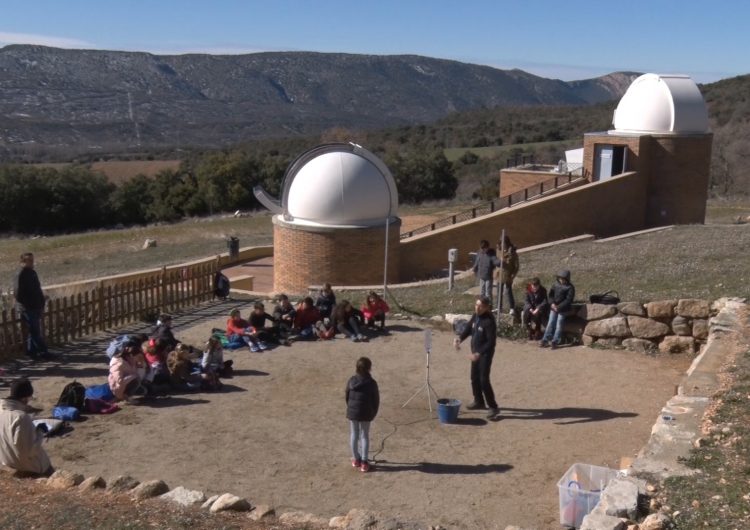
[557,463,618,528]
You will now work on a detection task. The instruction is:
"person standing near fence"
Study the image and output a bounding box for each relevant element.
[472,240,500,305]
[13,253,49,359]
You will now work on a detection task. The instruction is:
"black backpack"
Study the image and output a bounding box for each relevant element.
[56,381,86,411]
[214,271,230,299]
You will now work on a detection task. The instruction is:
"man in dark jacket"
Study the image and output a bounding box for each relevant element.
[454,295,500,418]
[472,240,501,305]
[13,253,48,358]
[540,270,575,349]
[523,277,549,340]
[345,357,379,472]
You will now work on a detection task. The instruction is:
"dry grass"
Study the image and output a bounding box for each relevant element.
[89,159,182,183]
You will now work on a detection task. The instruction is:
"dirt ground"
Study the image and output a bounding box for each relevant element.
[8,301,690,529]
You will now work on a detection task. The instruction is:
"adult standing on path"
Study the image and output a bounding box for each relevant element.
[13,252,49,359]
[454,295,500,419]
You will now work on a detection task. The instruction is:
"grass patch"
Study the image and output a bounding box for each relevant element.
[659,349,750,529]
[444,140,575,162]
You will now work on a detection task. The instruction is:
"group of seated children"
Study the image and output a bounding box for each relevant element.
[224,285,391,348]
[522,270,575,349]
[107,313,233,401]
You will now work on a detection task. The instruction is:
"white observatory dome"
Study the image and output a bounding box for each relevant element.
[283,144,398,227]
[613,74,709,134]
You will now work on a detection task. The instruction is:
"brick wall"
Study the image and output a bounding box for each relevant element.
[273,217,401,294]
[499,167,561,196]
[399,171,649,280]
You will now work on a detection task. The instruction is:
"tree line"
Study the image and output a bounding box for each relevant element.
[0,147,457,234]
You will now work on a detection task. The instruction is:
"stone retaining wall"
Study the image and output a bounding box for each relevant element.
[578,298,711,354]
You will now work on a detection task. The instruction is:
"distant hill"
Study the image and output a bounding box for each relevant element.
[0,45,638,158]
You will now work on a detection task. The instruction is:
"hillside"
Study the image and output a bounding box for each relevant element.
[0,45,637,158]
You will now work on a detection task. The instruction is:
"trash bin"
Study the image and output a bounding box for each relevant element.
[557,463,618,528]
[227,237,239,260]
[436,398,461,424]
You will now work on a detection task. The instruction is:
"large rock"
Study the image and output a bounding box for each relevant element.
[581,303,618,321]
[627,316,670,339]
[142,238,157,249]
[584,317,631,338]
[78,476,106,491]
[582,334,595,347]
[279,511,329,526]
[249,504,275,521]
[47,470,84,489]
[106,475,139,494]
[676,299,710,318]
[131,480,169,500]
[622,337,657,353]
[640,512,671,530]
[671,315,691,336]
[595,337,622,348]
[658,336,696,354]
[617,302,646,316]
[692,319,708,340]
[160,486,206,507]
[598,477,638,519]
[208,493,252,513]
[580,513,626,530]
[645,300,676,319]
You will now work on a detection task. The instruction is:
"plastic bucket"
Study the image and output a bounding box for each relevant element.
[437,398,461,424]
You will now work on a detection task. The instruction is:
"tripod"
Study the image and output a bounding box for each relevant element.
[402,330,440,413]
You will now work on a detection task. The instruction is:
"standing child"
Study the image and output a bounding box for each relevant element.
[345,357,380,472]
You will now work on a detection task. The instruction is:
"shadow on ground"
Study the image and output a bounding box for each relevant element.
[373,461,513,474]
[495,407,638,425]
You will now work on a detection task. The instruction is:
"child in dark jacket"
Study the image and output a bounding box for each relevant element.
[345,357,380,473]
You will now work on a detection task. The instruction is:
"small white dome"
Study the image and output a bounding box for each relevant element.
[283,145,398,227]
[613,74,709,134]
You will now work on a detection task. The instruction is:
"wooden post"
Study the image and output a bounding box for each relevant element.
[160,266,167,313]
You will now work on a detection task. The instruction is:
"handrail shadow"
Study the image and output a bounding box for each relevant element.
[374,461,513,474]
[495,407,637,425]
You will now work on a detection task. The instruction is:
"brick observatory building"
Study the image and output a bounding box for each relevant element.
[254,143,401,294]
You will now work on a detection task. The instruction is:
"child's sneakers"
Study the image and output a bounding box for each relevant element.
[351,458,361,468]
[258,341,269,351]
[250,345,260,353]
[359,461,371,473]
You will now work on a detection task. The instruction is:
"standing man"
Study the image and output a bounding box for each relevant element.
[454,295,500,419]
[472,240,501,305]
[540,270,576,349]
[13,253,48,359]
[0,379,53,476]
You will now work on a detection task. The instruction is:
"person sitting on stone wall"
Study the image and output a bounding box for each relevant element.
[334,300,368,343]
[540,270,575,349]
[522,278,549,340]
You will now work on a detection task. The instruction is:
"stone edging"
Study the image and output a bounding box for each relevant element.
[578,297,747,530]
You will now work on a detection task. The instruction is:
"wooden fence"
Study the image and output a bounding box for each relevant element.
[1,260,217,359]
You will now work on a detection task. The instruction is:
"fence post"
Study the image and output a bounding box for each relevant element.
[160,266,168,313]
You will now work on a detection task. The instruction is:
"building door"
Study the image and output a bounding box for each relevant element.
[594,145,627,181]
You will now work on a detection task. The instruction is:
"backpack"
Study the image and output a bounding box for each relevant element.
[214,271,230,299]
[56,381,86,411]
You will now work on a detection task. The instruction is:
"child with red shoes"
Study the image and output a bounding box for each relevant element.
[345,357,379,472]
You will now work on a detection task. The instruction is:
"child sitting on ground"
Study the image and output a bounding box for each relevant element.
[167,347,203,391]
[315,283,337,320]
[108,338,149,401]
[272,294,296,345]
[361,291,390,331]
[294,297,321,340]
[201,336,232,390]
[226,309,266,352]
[334,300,368,342]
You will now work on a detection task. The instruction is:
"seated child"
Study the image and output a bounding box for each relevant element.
[294,297,321,340]
[249,302,276,345]
[108,338,149,401]
[167,347,203,391]
[143,338,171,385]
[523,277,549,340]
[272,294,297,345]
[201,336,233,385]
[361,291,390,331]
[226,309,265,352]
[315,283,337,320]
[334,300,368,342]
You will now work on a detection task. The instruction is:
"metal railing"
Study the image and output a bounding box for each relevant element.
[400,173,585,239]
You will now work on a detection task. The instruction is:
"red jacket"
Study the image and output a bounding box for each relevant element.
[226,317,250,337]
[294,305,321,330]
[362,299,390,320]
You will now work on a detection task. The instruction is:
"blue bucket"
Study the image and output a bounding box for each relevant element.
[437,398,461,424]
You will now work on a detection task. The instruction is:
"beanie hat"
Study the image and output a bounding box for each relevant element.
[10,379,33,400]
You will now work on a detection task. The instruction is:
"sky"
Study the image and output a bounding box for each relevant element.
[0,0,748,83]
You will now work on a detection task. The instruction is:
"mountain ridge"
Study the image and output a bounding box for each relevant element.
[0,45,639,154]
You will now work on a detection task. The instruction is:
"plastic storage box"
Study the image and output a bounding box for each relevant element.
[557,463,618,528]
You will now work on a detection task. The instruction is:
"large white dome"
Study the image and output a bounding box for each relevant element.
[613,74,709,134]
[282,144,398,227]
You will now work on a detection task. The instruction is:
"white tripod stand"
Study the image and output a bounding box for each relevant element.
[401,329,440,413]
